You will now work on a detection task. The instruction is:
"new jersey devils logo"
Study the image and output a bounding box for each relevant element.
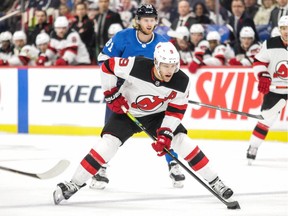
[131,91,177,112]
[274,61,288,80]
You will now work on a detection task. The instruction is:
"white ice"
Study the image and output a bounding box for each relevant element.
[0,133,287,216]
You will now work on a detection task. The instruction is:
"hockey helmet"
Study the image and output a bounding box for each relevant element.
[54,16,69,28]
[240,26,255,38]
[206,31,221,41]
[278,15,288,27]
[13,31,27,42]
[0,31,12,42]
[136,4,158,20]
[154,42,180,73]
[108,23,123,37]
[167,26,190,41]
[36,32,50,45]
[190,24,204,34]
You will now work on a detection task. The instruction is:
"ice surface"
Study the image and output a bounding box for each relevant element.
[0,134,287,216]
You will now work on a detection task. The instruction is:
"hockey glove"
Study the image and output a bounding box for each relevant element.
[104,87,129,114]
[55,58,68,66]
[0,59,8,66]
[258,72,271,95]
[36,54,48,66]
[188,49,204,74]
[152,127,173,156]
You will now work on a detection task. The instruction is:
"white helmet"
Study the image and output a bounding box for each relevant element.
[271,27,281,37]
[167,26,190,41]
[154,42,180,73]
[197,40,209,51]
[36,32,50,45]
[54,16,69,28]
[108,23,123,36]
[190,24,204,34]
[278,15,288,27]
[240,26,255,38]
[206,31,221,41]
[0,31,12,42]
[13,31,27,42]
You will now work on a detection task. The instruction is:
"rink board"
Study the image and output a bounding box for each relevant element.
[0,66,287,141]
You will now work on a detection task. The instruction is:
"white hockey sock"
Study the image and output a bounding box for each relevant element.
[71,164,93,186]
[196,162,218,183]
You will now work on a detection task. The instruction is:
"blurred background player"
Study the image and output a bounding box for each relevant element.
[0,31,14,62]
[94,4,185,190]
[35,32,52,66]
[246,15,288,164]
[43,16,91,66]
[229,26,261,66]
[12,31,27,56]
[107,23,123,38]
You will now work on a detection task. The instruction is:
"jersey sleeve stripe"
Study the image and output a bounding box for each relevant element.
[253,59,269,67]
[102,58,115,75]
[165,103,187,120]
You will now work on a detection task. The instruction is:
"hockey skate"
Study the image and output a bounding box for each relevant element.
[169,161,185,188]
[209,177,233,199]
[53,181,86,205]
[247,145,258,165]
[90,167,109,190]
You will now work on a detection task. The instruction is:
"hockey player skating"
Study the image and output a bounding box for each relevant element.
[93,4,185,190]
[53,42,234,205]
[246,15,288,164]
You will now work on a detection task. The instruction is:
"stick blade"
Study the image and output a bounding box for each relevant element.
[36,160,70,179]
[227,201,241,210]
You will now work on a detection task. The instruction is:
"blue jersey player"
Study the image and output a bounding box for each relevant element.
[92,4,186,190]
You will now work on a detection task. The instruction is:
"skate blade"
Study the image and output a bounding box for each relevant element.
[53,187,65,205]
[172,180,184,188]
[89,181,107,190]
[248,159,253,166]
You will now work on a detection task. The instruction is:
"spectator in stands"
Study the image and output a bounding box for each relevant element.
[168,26,194,65]
[253,0,276,25]
[228,26,261,66]
[71,3,96,63]
[26,10,53,45]
[269,0,288,29]
[227,0,259,48]
[116,0,138,28]
[244,0,260,19]
[157,0,178,27]
[44,16,91,65]
[58,3,76,25]
[87,2,99,20]
[0,31,14,61]
[205,0,231,25]
[95,0,124,57]
[192,2,213,24]
[171,0,196,30]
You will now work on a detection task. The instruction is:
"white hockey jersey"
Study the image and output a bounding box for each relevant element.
[253,36,288,94]
[46,29,91,65]
[5,45,39,66]
[101,56,190,131]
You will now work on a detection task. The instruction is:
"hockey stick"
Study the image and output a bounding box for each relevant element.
[270,85,288,89]
[188,100,264,119]
[0,159,70,179]
[121,106,240,210]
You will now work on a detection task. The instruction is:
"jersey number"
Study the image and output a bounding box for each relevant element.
[119,58,129,66]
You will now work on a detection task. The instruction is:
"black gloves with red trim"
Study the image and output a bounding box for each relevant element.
[258,72,271,95]
[152,127,173,156]
[104,87,129,114]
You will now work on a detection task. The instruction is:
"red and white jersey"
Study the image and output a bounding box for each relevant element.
[46,29,91,65]
[101,56,190,132]
[6,45,39,66]
[203,44,235,66]
[253,36,288,94]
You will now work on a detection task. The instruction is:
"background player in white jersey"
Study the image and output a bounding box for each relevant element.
[53,42,234,205]
[44,16,91,66]
[246,15,288,163]
[93,4,185,190]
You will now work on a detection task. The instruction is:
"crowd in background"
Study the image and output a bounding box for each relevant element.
[0,0,287,69]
